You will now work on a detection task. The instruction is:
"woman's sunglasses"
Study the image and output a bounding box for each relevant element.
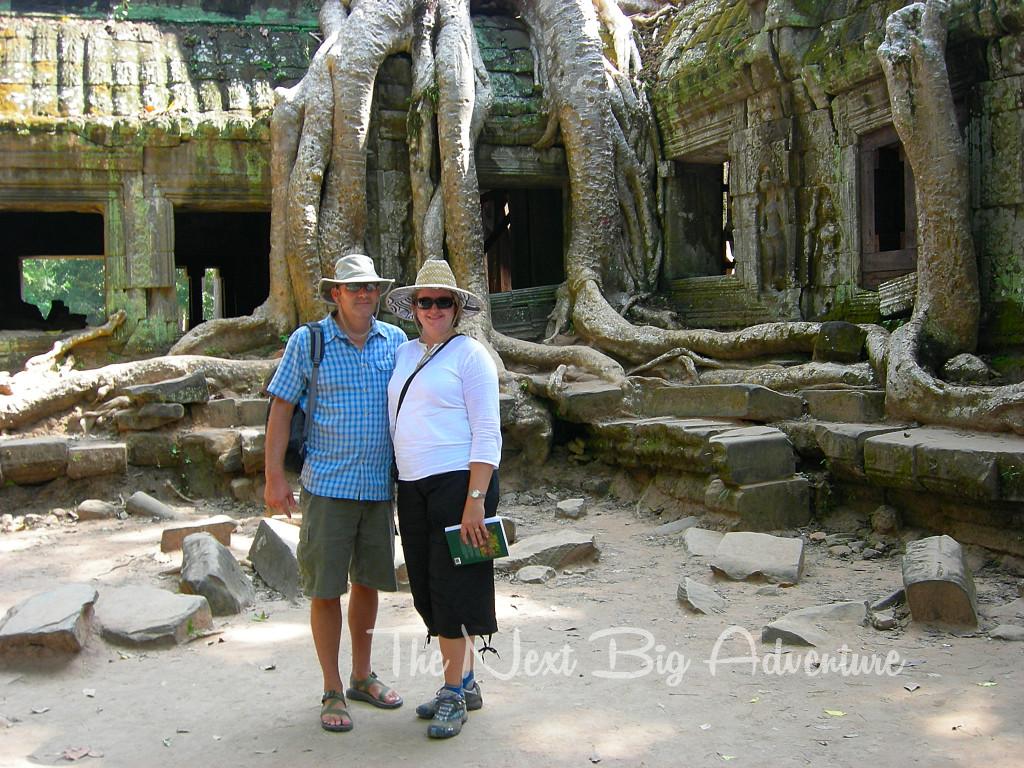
[415,296,456,310]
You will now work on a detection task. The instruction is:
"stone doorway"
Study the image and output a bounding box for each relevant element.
[173,211,270,331]
[0,210,105,331]
[480,188,565,294]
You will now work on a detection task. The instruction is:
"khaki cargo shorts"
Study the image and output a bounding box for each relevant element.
[297,490,397,598]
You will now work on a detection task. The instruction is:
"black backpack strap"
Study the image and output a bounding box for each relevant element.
[302,322,325,446]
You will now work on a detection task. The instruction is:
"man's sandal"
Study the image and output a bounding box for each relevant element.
[346,671,403,709]
[320,690,353,732]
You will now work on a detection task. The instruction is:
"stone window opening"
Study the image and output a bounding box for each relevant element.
[0,211,105,331]
[859,125,917,290]
[173,211,270,332]
[480,187,565,294]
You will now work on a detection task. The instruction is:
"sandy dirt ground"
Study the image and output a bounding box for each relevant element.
[1,457,1023,768]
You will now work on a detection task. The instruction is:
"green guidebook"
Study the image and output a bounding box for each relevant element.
[444,516,509,566]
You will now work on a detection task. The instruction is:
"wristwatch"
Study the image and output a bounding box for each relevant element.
[468,488,485,499]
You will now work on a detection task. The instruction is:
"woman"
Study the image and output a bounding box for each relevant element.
[385,260,501,740]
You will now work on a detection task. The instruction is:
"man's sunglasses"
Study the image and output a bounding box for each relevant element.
[414,296,456,310]
[342,283,381,293]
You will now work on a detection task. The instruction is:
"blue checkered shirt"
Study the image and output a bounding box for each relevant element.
[267,314,407,500]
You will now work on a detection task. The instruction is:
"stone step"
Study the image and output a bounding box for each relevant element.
[863,427,1024,502]
[709,426,796,485]
[0,436,127,486]
[799,388,885,423]
[815,423,906,480]
[588,416,741,473]
[192,398,270,428]
[705,476,811,531]
[639,383,803,422]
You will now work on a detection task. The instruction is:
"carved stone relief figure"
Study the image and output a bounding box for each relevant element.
[757,163,788,291]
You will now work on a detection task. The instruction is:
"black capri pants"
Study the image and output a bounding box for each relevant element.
[396,469,499,639]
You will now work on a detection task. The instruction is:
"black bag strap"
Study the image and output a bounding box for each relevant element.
[395,334,461,423]
[302,322,326,445]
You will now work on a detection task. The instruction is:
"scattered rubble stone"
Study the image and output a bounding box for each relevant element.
[862,548,882,560]
[829,545,853,558]
[0,584,97,654]
[96,585,212,647]
[248,518,301,599]
[871,609,897,630]
[496,530,598,572]
[902,535,978,627]
[756,585,782,597]
[871,589,906,612]
[180,533,255,615]
[808,531,827,542]
[125,491,180,521]
[555,498,587,519]
[677,578,726,615]
[762,601,868,647]
[651,516,699,537]
[711,532,804,585]
[516,565,556,584]
[682,528,724,558]
[942,353,997,385]
[989,625,1024,641]
[160,515,237,552]
[75,500,121,521]
[870,505,901,534]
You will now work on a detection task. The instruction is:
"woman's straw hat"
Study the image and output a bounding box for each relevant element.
[385,259,484,320]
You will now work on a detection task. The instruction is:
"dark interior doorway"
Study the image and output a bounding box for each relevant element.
[859,125,917,289]
[174,211,270,331]
[0,211,105,330]
[481,188,564,294]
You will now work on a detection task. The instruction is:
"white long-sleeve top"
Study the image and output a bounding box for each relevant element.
[388,335,502,481]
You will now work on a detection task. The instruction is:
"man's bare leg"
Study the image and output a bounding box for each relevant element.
[347,583,400,704]
[310,596,350,729]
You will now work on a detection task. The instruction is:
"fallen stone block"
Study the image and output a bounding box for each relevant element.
[191,399,238,428]
[709,426,795,486]
[902,535,978,627]
[762,601,868,647]
[547,379,625,422]
[711,532,805,585]
[236,399,270,426]
[516,565,556,584]
[496,530,598,572]
[180,533,255,615]
[160,515,237,552]
[704,476,810,530]
[651,516,699,537]
[75,499,121,521]
[115,403,186,431]
[248,518,301,599]
[588,417,736,472]
[979,597,1024,624]
[555,498,587,519]
[0,584,97,654]
[66,442,127,480]
[682,527,724,558]
[125,491,180,521]
[989,625,1024,641]
[95,585,212,647]
[0,437,69,485]
[677,578,725,615]
[501,517,518,544]
[230,477,255,501]
[121,371,210,405]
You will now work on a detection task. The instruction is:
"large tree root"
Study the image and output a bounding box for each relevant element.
[1,356,277,432]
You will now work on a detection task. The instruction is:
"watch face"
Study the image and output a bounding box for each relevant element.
[470,489,483,499]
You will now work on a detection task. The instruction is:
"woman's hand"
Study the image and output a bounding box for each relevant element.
[460,496,487,548]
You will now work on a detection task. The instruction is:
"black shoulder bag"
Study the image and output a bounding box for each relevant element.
[281,322,325,473]
[391,334,460,480]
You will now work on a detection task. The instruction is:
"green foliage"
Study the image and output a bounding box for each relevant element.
[21,257,105,325]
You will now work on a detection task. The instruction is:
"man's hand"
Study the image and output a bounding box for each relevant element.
[264,396,298,518]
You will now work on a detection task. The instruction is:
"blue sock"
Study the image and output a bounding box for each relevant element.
[462,670,475,690]
[443,682,463,697]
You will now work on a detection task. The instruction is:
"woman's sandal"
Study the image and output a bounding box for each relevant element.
[346,671,403,709]
[320,690,354,732]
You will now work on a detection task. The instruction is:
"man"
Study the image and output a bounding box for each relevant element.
[264,253,407,732]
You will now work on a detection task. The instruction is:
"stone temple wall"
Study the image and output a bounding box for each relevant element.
[0,5,563,369]
[652,0,1024,367]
